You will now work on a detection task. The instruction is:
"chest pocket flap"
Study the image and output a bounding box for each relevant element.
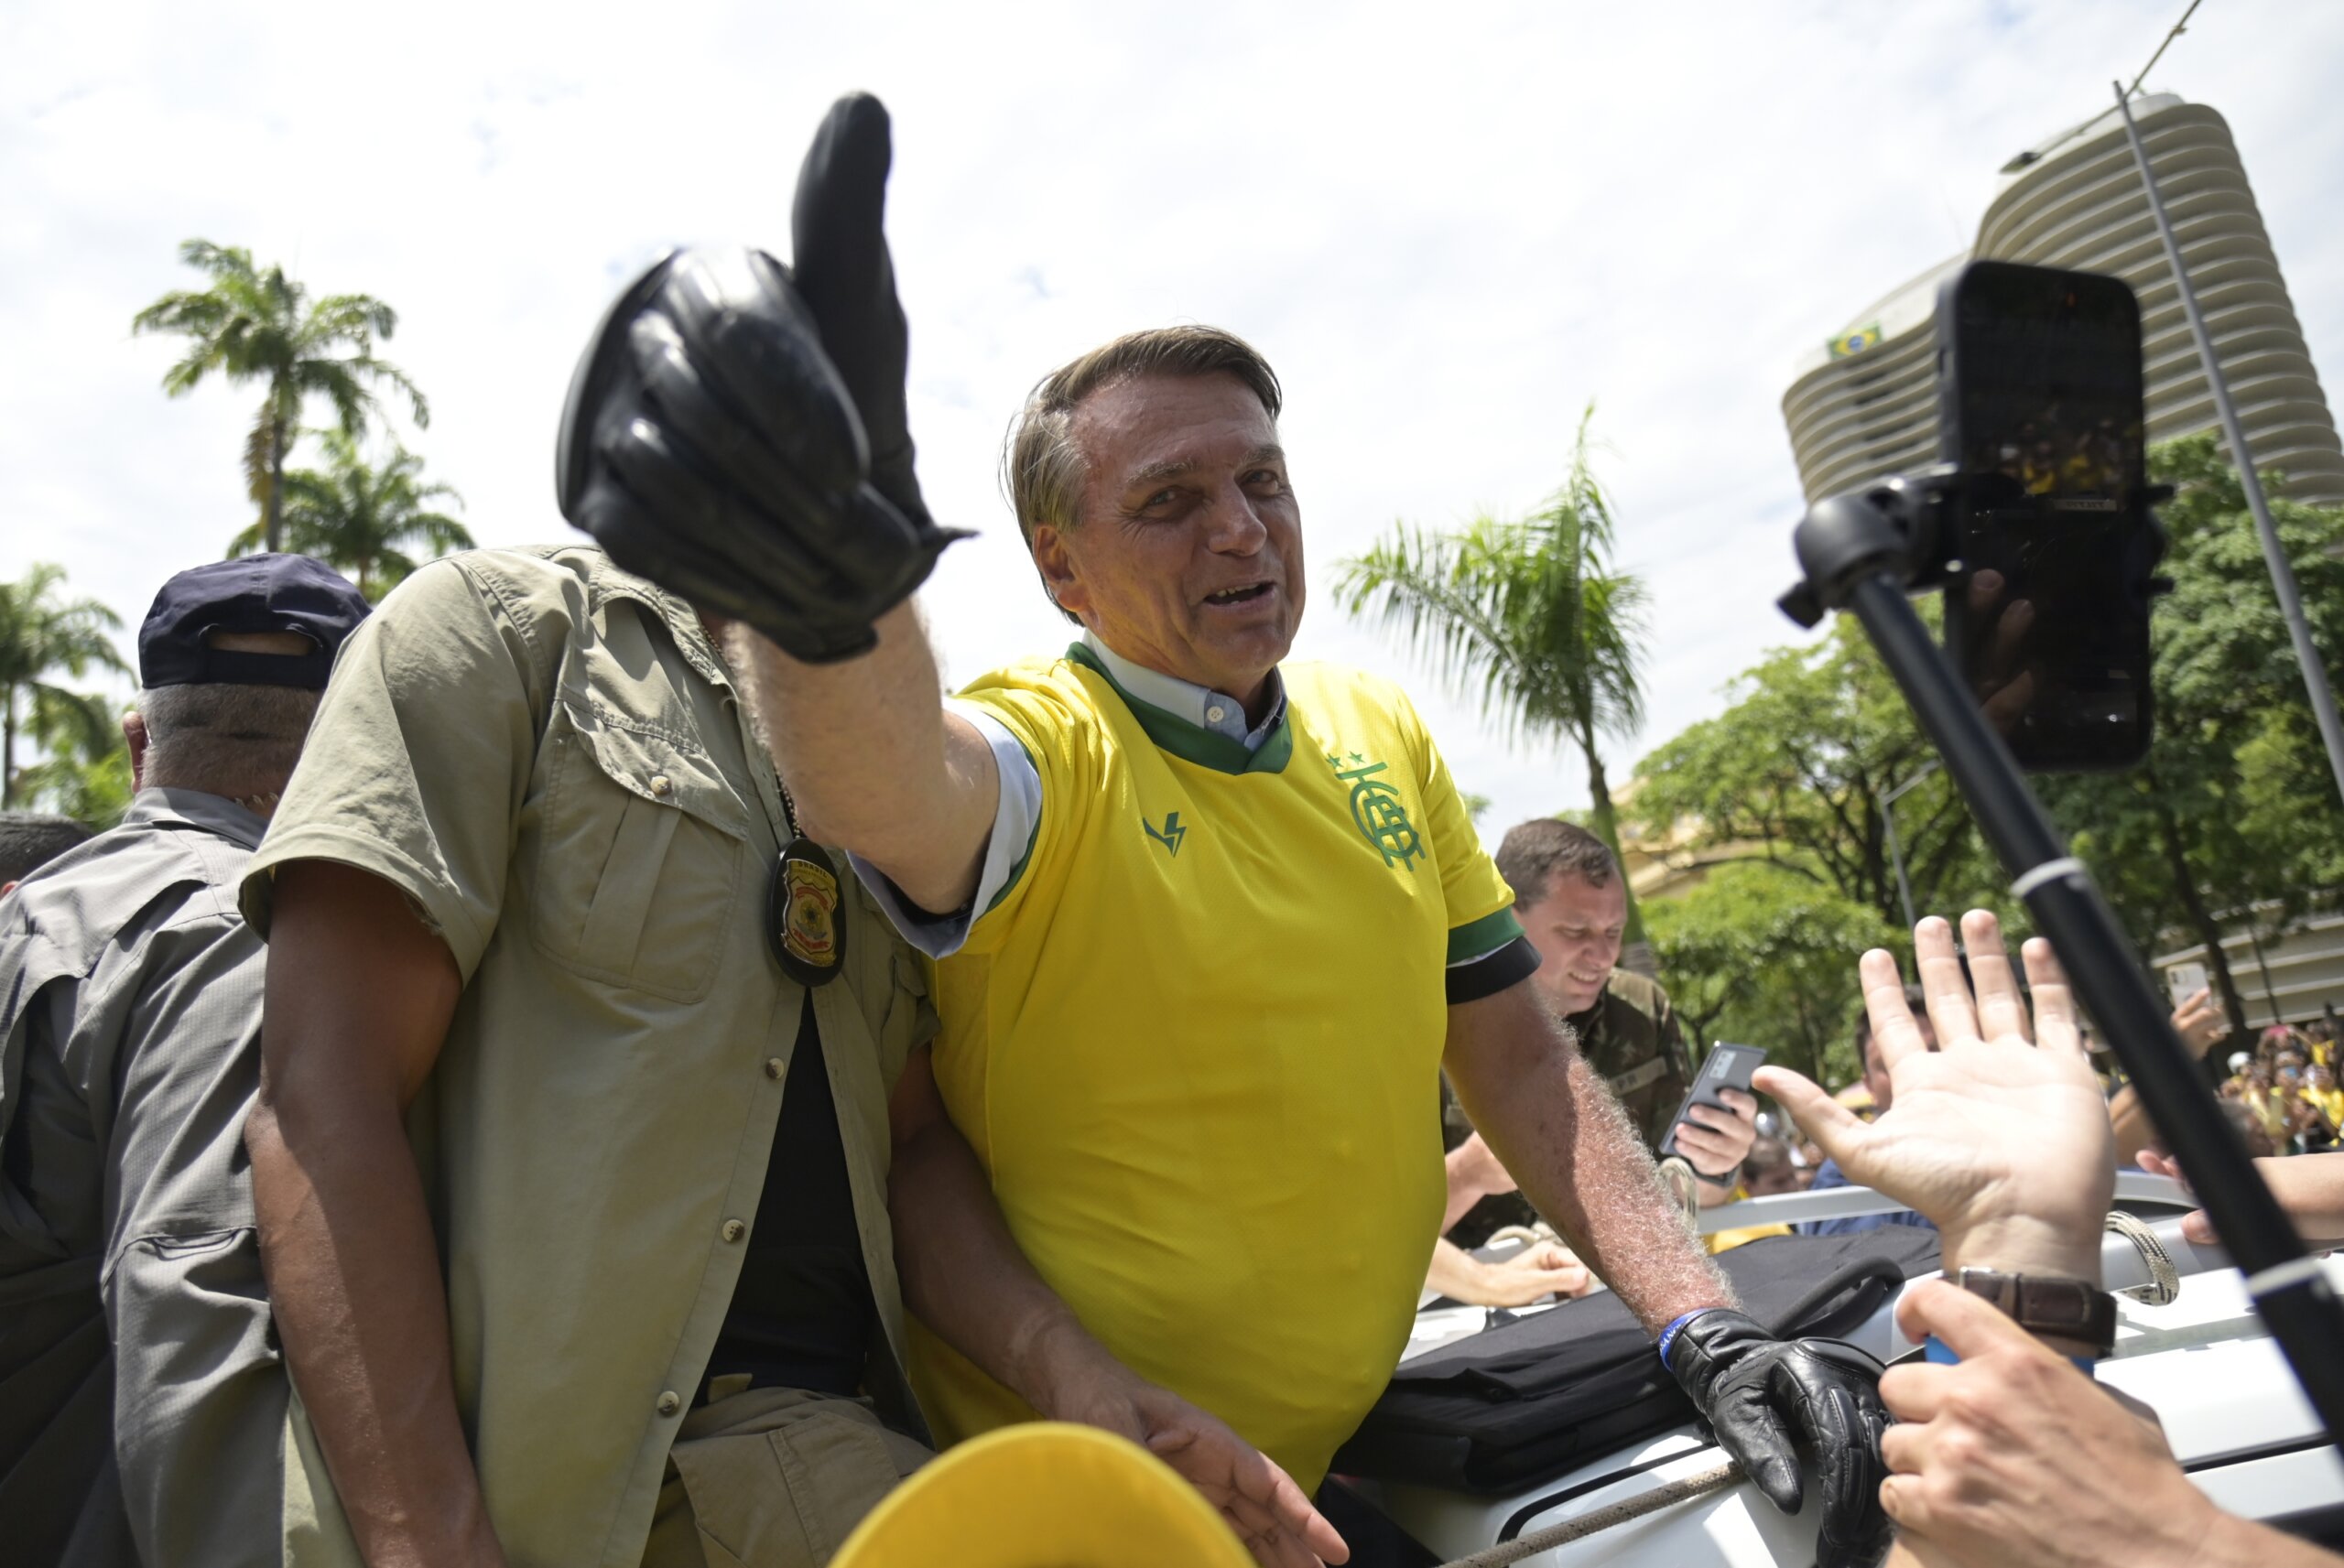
[533,698,756,1001]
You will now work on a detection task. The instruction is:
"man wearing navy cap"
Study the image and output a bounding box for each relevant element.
[0,553,369,1567]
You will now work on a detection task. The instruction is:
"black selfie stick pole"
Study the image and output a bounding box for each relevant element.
[1784,480,2344,1443]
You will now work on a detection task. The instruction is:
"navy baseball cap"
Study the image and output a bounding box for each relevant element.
[138,554,373,691]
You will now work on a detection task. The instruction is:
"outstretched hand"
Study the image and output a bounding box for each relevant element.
[1755,911,2114,1279]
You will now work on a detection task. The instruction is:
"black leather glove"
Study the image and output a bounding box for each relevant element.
[556,93,968,663]
[1664,1308,1893,1568]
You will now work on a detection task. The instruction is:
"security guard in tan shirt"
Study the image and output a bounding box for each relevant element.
[243,546,937,1568]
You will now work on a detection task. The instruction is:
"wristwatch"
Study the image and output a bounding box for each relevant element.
[1693,1162,1742,1189]
[1953,1267,2118,1357]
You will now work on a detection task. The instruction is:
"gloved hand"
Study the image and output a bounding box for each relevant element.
[556,92,969,663]
[1663,1308,1893,1568]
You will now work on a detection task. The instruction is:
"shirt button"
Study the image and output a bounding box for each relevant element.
[650,774,673,797]
[765,1057,786,1080]
[1206,705,1226,723]
[721,1218,746,1243]
[656,1390,682,1416]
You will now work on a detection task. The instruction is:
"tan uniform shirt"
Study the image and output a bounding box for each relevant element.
[242,546,933,1568]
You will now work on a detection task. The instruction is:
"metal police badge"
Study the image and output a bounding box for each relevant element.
[768,836,847,988]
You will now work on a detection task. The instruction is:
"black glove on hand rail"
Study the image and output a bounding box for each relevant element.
[1664,1307,1893,1568]
[556,92,969,663]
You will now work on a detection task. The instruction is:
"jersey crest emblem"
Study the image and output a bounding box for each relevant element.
[1329,752,1424,869]
[1144,810,1187,857]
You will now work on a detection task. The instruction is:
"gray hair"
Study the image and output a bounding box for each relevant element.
[138,682,320,798]
[1003,326,1283,621]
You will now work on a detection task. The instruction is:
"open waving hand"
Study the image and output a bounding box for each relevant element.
[1757,911,2114,1278]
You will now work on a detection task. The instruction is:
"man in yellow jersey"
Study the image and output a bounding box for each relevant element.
[557,96,1891,1568]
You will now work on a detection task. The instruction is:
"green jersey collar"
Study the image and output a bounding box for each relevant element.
[1066,640,1294,775]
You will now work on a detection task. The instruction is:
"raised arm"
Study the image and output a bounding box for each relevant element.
[728,610,997,914]
[244,862,488,1568]
[553,95,994,910]
[1763,913,2342,1568]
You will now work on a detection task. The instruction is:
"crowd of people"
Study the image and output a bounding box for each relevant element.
[3,91,2339,1568]
[2219,1021,2343,1156]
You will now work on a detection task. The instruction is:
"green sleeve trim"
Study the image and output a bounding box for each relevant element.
[1446,905,1525,967]
[1063,643,1293,775]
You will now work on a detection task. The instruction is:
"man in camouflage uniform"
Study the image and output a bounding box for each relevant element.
[1442,820,1756,1246]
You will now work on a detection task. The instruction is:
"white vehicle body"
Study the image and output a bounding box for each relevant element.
[1362,1174,2344,1564]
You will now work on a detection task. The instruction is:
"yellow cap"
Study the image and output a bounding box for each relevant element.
[831,1422,1257,1568]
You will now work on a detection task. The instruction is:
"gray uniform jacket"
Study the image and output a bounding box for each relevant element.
[0,789,287,1567]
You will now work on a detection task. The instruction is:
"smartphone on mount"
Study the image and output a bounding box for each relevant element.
[1657,1042,1766,1161]
[1937,260,2164,772]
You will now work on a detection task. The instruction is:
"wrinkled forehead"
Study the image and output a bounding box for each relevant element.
[1070,371,1280,486]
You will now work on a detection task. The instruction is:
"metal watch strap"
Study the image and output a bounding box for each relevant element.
[1953,1267,2118,1355]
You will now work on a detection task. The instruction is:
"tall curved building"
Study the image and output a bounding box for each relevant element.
[1783,94,2344,506]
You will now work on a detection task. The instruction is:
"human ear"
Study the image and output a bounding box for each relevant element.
[123,710,148,791]
[1031,525,1089,618]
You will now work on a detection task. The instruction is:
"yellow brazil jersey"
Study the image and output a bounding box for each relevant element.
[909,645,1526,1491]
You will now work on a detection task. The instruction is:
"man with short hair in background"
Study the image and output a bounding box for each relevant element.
[1461,821,1760,1212]
[1432,820,1765,1293]
[1,813,94,894]
[0,554,369,1566]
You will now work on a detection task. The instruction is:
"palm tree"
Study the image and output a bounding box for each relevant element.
[0,564,127,808]
[132,241,429,555]
[1336,406,1657,968]
[230,429,473,600]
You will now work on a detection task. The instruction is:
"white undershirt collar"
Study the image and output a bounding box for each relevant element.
[1080,630,1286,753]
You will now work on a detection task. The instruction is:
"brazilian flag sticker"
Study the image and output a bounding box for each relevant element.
[1829,324,1883,359]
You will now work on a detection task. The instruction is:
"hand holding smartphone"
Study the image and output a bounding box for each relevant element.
[1658,1043,1766,1161]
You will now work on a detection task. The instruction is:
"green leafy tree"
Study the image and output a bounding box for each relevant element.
[16,722,134,830]
[231,429,472,600]
[1628,609,2006,930]
[132,241,428,555]
[1337,407,1656,965]
[2041,435,2344,1030]
[0,565,127,808]
[1644,862,1899,1090]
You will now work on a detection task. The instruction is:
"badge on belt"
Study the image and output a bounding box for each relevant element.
[768,837,847,988]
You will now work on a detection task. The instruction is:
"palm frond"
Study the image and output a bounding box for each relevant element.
[1333,406,1649,757]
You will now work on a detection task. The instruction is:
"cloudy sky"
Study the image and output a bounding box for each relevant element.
[5,0,2339,829]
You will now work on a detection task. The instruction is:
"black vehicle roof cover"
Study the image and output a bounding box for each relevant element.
[1334,1228,1942,1493]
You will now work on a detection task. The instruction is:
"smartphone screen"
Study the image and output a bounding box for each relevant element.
[1938,262,2158,771]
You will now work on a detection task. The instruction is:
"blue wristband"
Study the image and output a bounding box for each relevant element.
[1925,1334,2096,1377]
[1657,1308,1715,1370]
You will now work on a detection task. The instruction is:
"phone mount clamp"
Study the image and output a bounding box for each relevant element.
[1781,472,2344,1443]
